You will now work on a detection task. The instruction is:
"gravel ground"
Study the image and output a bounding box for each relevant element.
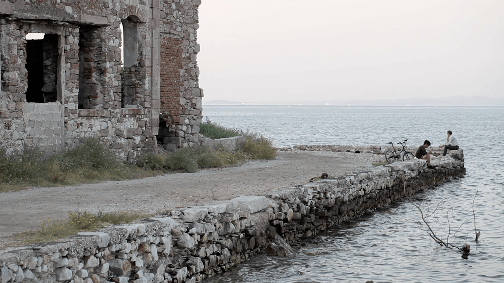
[0,148,384,249]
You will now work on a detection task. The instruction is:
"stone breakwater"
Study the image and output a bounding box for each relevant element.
[0,150,464,283]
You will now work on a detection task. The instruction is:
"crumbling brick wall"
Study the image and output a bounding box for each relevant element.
[0,0,203,159]
[158,0,203,149]
[78,26,104,110]
[160,37,184,126]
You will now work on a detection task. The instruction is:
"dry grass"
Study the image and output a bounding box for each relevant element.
[0,139,164,192]
[15,211,148,245]
[1,123,277,192]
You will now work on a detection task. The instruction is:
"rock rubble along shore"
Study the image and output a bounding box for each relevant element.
[0,147,464,283]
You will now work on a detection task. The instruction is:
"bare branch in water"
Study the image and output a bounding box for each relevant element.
[472,190,480,243]
[446,209,451,245]
[412,202,446,247]
[412,190,480,256]
[426,198,446,218]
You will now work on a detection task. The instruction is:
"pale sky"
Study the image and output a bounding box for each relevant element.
[197,0,504,103]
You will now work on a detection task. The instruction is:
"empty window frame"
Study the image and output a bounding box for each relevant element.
[25,33,59,103]
[78,26,104,109]
[121,16,139,108]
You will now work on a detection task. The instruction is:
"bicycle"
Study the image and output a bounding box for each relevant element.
[384,139,415,163]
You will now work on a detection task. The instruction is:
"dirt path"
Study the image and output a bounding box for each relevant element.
[0,149,382,249]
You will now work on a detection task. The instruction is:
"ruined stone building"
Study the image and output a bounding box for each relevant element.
[0,0,203,160]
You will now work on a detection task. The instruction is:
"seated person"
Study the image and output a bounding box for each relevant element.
[439,130,459,156]
[415,140,435,168]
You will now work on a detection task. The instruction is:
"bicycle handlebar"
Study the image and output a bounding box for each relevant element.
[388,139,408,145]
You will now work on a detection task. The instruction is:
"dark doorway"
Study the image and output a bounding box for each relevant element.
[25,34,58,103]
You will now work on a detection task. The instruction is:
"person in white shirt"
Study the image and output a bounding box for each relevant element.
[439,130,459,156]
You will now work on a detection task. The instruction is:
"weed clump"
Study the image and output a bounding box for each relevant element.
[200,119,241,139]
[16,211,146,245]
[200,119,276,160]
[0,147,47,186]
[136,152,166,171]
[135,146,247,173]
[240,135,276,160]
[0,138,132,192]
[57,138,118,171]
[1,123,276,191]
[165,148,199,173]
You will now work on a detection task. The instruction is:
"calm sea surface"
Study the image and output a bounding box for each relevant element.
[202,106,504,283]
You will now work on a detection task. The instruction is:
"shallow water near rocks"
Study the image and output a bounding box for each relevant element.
[203,106,504,282]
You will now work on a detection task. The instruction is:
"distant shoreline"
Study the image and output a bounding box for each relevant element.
[202,96,504,107]
[203,103,504,107]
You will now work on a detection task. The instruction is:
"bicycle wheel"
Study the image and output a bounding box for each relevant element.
[403,152,415,161]
[385,151,398,164]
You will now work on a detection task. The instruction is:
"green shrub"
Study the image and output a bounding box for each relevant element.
[165,148,198,173]
[0,138,130,192]
[0,147,47,185]
[200,119,241,139]
[68,211,102,230]
[0,124,276,192]
[240,135,276,160]
[56,138,119,171]
[196,147,245,168]
[215,147,246,165]
[136,152,166,170]
[196,150,225,168]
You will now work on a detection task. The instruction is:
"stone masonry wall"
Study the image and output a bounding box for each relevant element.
[0,0,203,159]
[158,0,203,149]
[0,152,465,282]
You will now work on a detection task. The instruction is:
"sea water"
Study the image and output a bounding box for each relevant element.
[202,106,504,283]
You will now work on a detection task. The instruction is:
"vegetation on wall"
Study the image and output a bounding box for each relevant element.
[0,122,276,192]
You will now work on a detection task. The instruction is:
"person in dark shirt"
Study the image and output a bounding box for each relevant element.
[415,140,435,168]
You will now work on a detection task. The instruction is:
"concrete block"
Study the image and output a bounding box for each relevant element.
[201,136,246,151]
[202,203,227,214]
[180,207,209,222]
[226,196,270,214]
[77,232,110,248]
